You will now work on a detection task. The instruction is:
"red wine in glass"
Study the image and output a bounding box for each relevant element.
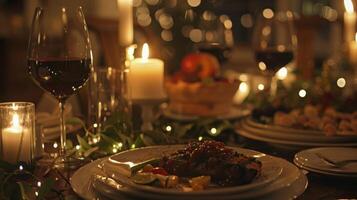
[255,49,293,73]
[28,58,91,101]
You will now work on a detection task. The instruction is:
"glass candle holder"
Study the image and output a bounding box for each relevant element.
[0,102,36,164]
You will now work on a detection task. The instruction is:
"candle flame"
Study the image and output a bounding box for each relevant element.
[11,113,21,130]
[142,43,149,59]
[344,0,354,13]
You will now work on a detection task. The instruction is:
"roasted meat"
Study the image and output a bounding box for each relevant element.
[159,140,262,186]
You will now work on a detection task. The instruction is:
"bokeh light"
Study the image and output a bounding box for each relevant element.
[258,84,265,91]
[189,29,203,42]
[258,62,267,71]
[161,30,173,41]
[263,8,274,19]
[187,0,201,7]
[276,67,288,80]
[337,78,346,88]
[240,14,253,28]
[299,89,307,98]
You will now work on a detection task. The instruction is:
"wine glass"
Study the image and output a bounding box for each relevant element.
[27,4,92,168]
[252,8,297,98]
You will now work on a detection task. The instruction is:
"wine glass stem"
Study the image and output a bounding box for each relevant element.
[270,75,278,99]
[59,100,66,157]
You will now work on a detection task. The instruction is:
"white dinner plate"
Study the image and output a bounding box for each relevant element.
[294,147,357,175]
[241,120,357,143]
[236,126,357,148]
[98,145,306,199]
[102,145,282,196]
[162,106,251,121]
[71,146,307,200]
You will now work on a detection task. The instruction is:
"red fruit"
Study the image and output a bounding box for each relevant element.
[146,167,169,176]
[180,53,220,80]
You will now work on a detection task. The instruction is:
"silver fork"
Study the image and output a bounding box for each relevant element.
[315,153,357,168]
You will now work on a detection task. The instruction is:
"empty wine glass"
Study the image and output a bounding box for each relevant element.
[27,2,92,168]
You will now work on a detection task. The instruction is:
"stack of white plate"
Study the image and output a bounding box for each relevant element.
[294,147,357,178]
[71,145,307,200]
[236,118,357,148]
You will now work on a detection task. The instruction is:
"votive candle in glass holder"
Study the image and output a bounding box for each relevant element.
[0,102,36,164]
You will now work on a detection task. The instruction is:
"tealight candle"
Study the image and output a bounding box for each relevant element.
[0,102,35,164]
[129,43,165,100]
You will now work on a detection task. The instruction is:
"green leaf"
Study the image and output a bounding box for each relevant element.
[100,133,119,145]
[84,147,99,157]
[76,134,91,150]
[37,178,55,200]
[17,182,30,200]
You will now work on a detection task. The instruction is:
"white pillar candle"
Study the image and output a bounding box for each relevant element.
[2,113,31,164]
[117,0,133,46]
[129,43,165,100]
[344,0,356,43]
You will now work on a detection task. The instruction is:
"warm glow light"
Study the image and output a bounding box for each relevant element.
[165,125,172,132]
[142,43,149,59]
[210,128,217,135]
[337,78,346,88]
[53,142,58,149]
[344,0,354,13]
[263,8,274,19]
[298,89,307,98]
[355,32,357,41]
[127,45,137,61]
[187,0,201,7]
[198,136,203,141]
[258,62,267,71]
[239,82,249,93]
[258,84,265,91]
[239,74,249,82]
[11,113,21,130]
[276,67,288,80]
